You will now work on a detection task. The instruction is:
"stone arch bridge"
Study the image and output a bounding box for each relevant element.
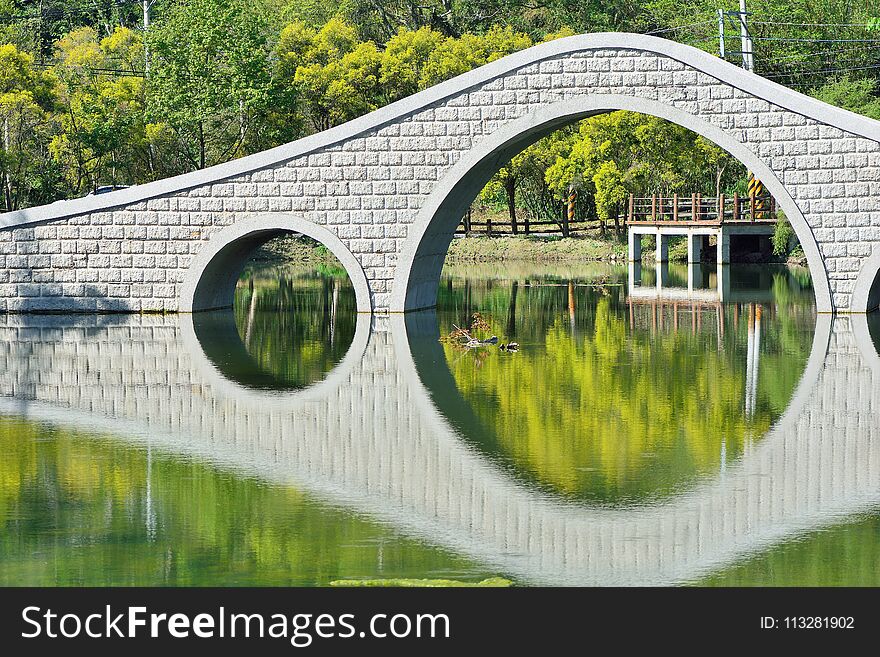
[2,33,880,314]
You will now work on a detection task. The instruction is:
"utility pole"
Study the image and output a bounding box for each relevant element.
[143,1,156,175]
[718,8,725,58]
[738,0,755,72]
[143,1,153,75]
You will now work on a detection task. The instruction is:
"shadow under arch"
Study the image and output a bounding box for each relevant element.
[179,213,373,313]
[852,247,880,313]
[390,93,833,314]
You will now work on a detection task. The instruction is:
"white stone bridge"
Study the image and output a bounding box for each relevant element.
[1,34,880,314]
[0,312,878,585]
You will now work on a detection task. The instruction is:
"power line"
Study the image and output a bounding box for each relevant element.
[32,61,144,77]
[750,36,880,43]
[764,62,880,80]
[646,20,716,36]
[770,45,876,62]
[750,21,880,28]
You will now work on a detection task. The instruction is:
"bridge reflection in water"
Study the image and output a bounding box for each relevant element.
[626,262,800,422]
[0,306,878,586]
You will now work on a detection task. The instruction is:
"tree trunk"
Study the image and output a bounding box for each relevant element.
[198,121,206,170]
[561,187,572,238]
[505,175,517,235]
[2,116,12,211]
[715,162,727,198]
[506,280,518,337]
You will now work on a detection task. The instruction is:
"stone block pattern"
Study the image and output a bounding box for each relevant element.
[1,47,878,311]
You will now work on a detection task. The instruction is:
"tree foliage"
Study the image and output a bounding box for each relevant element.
[0,0,878,214]
[147,0,275,170]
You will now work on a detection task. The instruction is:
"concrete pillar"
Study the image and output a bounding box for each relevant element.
[627,260,643,296]
[628,229,642,262]
[655,232,669,263]
[717,227,731,264]
[687,232,703,263]
[658,262,672,292]
[717,262,731,302]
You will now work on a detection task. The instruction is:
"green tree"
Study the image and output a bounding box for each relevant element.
[379,26,447,101]
[419,25,532,87]
[50,26,149,193]
[546,111,746,232]
[0,42,57,210]
[695,135,736,198]
[279,18,379,131]
[591,160,628,233]
[811,76,880,120]
[146,0,275,170]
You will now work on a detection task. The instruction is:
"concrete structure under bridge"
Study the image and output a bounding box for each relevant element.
[627,222,777,264]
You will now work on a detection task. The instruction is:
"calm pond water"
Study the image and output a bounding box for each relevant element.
[1,259,879,586]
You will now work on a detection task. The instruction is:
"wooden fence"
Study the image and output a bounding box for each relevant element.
[454,210,595,237]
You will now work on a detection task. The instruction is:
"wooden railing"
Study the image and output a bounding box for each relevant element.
[455,215,593,236]
[453,191,778,237]
[626,192,776,224]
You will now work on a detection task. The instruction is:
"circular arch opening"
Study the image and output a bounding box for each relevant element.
[180,214,372,314]
[179,215,371,392]
[392,98,823,506]
[391,93,832,314]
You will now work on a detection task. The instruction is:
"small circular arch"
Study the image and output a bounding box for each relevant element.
[390,93,833,313]
[179,213,372,313]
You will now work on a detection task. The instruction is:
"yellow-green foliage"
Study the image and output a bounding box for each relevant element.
[439,288,812,502]
[0,415,488,586]
[330,577,512,587]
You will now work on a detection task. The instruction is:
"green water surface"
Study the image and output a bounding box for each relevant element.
[1,260,878,586]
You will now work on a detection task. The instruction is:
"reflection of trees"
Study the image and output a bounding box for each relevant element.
[436,270,816,505]
[0,418,483,586]
[232,267,358,388]
[702,515,880,586]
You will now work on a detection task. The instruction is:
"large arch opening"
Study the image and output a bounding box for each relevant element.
[395,97,822,506]
[180,215,371,391]
[391,94,832,314]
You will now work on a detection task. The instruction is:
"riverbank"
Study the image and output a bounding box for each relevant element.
[444,235,628,262]
[252,233,806,268]
[444,235,806,266]
[252,234,346,266]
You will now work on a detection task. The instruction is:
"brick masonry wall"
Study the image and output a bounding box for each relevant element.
[1,45,878,312]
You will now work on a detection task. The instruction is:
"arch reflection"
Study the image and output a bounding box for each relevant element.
[426,263,817,505]
[191,266,357,391]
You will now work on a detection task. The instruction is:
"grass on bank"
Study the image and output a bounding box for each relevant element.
[250,226,806,269]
